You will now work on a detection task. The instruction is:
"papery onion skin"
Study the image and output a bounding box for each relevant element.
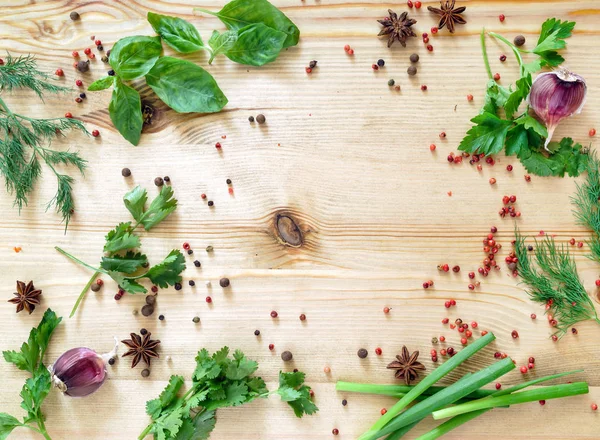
[50,347,107,397]
[528,68,587,150]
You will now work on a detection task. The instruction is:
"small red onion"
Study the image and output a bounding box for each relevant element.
[49,338,117,397]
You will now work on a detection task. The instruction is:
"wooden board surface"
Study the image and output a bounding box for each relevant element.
[1,0,600,438]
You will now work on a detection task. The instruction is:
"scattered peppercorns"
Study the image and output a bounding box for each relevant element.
[220,278,230,288]
[193,316,200,323]
[409,53,419,63]
[357,348,368,359]
[270,310,278,318]
[70,11,80,20]
[141,369,150,377]
[407,66,417,76]
[281,351,293,361]
[141,304,154,317]
[256,114,266,124]
[514,35,526,46]
[388,79,395,86]
[76,60,90,73]
[154,177,164,187]
[208,200,214,207]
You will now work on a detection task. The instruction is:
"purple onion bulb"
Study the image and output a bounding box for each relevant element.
[49,338,117,397]
[528,67,587,150]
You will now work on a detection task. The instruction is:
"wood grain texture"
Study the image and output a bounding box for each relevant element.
[1,1,600,439]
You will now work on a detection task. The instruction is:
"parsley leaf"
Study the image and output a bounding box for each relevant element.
[123,186,148,223]
[277,371,319,418]
[504,75,531,119]
[225,349,258,380]
[458,112,512,155]
[104,222,141,253]
[147,375,185,420]
[519,137,589,177]
[145,250,186,288]
[174,411,216,440]
[533,18,575,66]
[482,80,511,115]
[101,251,148,274]
[123,185,178,231]
[0,413,21,438]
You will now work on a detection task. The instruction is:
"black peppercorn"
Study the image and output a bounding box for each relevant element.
[158,314,165,321]
[163,176,170,183]
[514,35,526,47]
[106,50,111,57]
[91,283,101,292]
[140,328,148,335]
[108,69,115,76]
[192,316,200,323]
[527,245,534,251]
[309,60,317,69]
[76,60,90,73]
[377,59,385,67]
[189,280,195,287]
[281,351,293,362]
[141,369,150,377]
[97,45,103,51]
[256,114,266,124]
[194,260,201,267]
[219,278,230,288]
[187,249,193,255]
[154,177,164,187]
[70,11,80,20]
[248,116,255,122]
[208,200,214,207]
[79,93,86,99]
[206,246,214,252]
[146,295,156,306]
[357,348,368,359]
[101,56,108,63]
[342,399,347,406]
[226,179,232,185]
[388,79,395,86]
[407,66,417,76]
[108,357,115,365]
[254,330,260,336]
[141,304,154,317]
[174,282,182,291]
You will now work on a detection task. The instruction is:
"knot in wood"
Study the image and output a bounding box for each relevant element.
[275,213,303,247]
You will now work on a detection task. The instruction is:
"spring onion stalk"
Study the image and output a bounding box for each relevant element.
[384,422,419,440]
[373,358,515,439]
[432,382,589,420]
[415,370,583,440]
[335,382,496,400]
[358,332,496,440]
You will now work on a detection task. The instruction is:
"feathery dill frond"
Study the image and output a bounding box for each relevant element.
[572,150,600,263]
[0,54,72,99]
[515,229,600,338]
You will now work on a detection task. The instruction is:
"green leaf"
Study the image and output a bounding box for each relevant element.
[107,272,148,294]
[146,399,163,421]
[276,371,318,417]
[123,186,148,224]
[145,249,186,288]
[515,113,548,138]
[523,59,543,76]
[247,376,268,395]
[101,251,148,274]
[279,371,306,388]
[203,381,249,410]
[147,375,185,420]
[109,78,143,146]
[2,350,28,371]
[533,18,575,67]
[146,57,228,114]
[173,411,216,440]
[87,76,115,91]
[199,0,300,48]
[225,350,258,380]
[458,112,512,155]
[0,413,21,440]
[208,30,238,63]
[104,222,141,253]
[225,23,287,66]
[35,309,61,358]
[482,80,511,115]
[140,185,178,230]
[20,368,51,420]
[519,137,589,177]
[147,12,204,53]
[504,75,531,119]
[212,346,230,365]
[109,35,162,80]
[277,386,302,402]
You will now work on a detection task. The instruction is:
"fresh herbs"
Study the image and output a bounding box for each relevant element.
[138,347,317,440]
[0,54,88,227]
[572,151,600,262]
[1,309,62,440]
[55,185,184,317]
[459,19,589,177]
[90,0,299,145]
[514,229,600,338]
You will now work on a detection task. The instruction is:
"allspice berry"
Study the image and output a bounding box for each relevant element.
[141,304,154,317]
[409,53,419,63]
[407,66,417,76]
[357,348,368,359]
[121,168,131,177]
[141,369,150,377]
[91,283,101,292]
[256,114,266,124]
[70,11,80,21]
[154,177,164,187]
[514,35,526,47]
[146,295,156,306]
[281,351,293,362]
[192,316,200,323]
[76,60,90,73]
[219,277,230,288]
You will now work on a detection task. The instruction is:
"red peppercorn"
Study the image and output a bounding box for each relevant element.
[422,32,429,39]
[114,293,122,300]
[92,129,100,137]
[578,241,584,248]
[72,50,80,57]
[429,144,436,151]
[205,296,212,303]
[183,242,191,250]
[421,85,427,91]
[305,67,312,74]
[372,64,379,71]
[495,383,502,390]
[0,59,3,65]
[589,128,596,137]
[151,285,158,293]
[452,265,460,273]
[525,174,531,182]
[414,1,422,8]
[528,362,535,370]
[383,306,390,314]
[520,366,528,374]
[511,330,519,339]
[407,0,413,7]
[465,330,472,338]
[332,428,339,435]
[539,400,546,405]
[344,44,350,52]
[530,313,536,320]
[442,264,449,272]
[65,112,73,118]
[95,39,102,46]
[215,142,221,149]
[75,97,83,103]
[440,349,447,356]
[55,68,64,76]
[467,94,473,101]
[439,335,446,342]
[441,318,449,324]
[270,310,278,318]
[499,54,507,62]
[432,355,438,362]
[75,79,83,87]
[439,132,446,139]
[426,44,433,52]
[380,408,387,415]
[592,403,598,411]
[269,344,275,350]
[460,338,467,345]
[348,49,354,55]
[477,164,483,171]
[84,48,92,55]
[375,347,382,355]
[444,301,451,309]
[499,14,506,22]
[458,326,465,333]
[468,283,475,290]
[481,330,488,336]
[569,238,576,245]
[423,281,430,289]
[551,335,558,342]
[506,164,513,172]
[494,73,501,81]
[201,193,207,199]
[489,177,497,185]
[299,313,306,321]
[450,299,456,306]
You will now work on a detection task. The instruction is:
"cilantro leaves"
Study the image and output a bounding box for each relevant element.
[461,18,587,178]
[140,347,318,440]
[57,185,185,316]
[1,309,62,439]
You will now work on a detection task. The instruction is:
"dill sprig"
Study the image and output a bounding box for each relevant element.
[572,150,600,262]
[0,53,88,229]
[515,229,600,338]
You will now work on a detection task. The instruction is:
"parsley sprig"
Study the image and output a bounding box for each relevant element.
[459,19,589,177]
[55,185,184,317]
[139,347,317,440]
[1,309,62,440]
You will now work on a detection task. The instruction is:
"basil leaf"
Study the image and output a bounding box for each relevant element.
[225,23,286,66]
[147,12,204,53]
[198,0,299,48]
[208,30,238,64]
[109,35,162,80]
[88,76,115,91]
[146,57,227,113]
[109,79,143,146]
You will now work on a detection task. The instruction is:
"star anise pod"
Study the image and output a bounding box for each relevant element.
[9,280,42,314]
[387,346,426,385]
[121,332,160,368]
[377,10,417,48]
[428,0,466,33]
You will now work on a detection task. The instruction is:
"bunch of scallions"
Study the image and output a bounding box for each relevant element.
[336,333,588,439]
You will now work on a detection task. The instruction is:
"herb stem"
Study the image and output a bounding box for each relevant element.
[480,28,493,80]
[138,423,152,440]
[0,96,13,115]
[69,271,100,318]
[35,416,53,440]
[54,246,109,275]
[488,32,525,75]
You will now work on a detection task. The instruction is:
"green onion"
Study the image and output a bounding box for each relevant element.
[372,357,515,439]
[415,369,583,440]
[335,382,495,400]
[432,382,589,420]
[358,332,496,440]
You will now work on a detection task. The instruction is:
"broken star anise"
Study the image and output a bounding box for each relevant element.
[121,332,161,368]
[387,346,426,385]
[9,280,42,314]
[377,10,417,48]
[428,0,467,33]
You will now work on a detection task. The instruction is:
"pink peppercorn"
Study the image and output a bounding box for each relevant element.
[499,14,506,22]
[590,128,596,137]
[421,85,428,91]
[215,142,221,149]
[269,344,275,350]
[375,347,382,355]
[426,44,433,52]
[495,383,502,390]
[206,296,212,303]
[494,73,501,81]
[270,310,278,318]
[467,94,473,101]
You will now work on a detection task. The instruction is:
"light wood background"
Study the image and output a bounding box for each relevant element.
[1,1,599,439]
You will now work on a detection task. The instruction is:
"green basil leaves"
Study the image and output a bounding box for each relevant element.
[208,30,238,64]
[109,36,162,80]
[224,23,287,66]
[146,57,227,113]
[147,12,205,53]
[88,76,115,91]
[109,79,143,146]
